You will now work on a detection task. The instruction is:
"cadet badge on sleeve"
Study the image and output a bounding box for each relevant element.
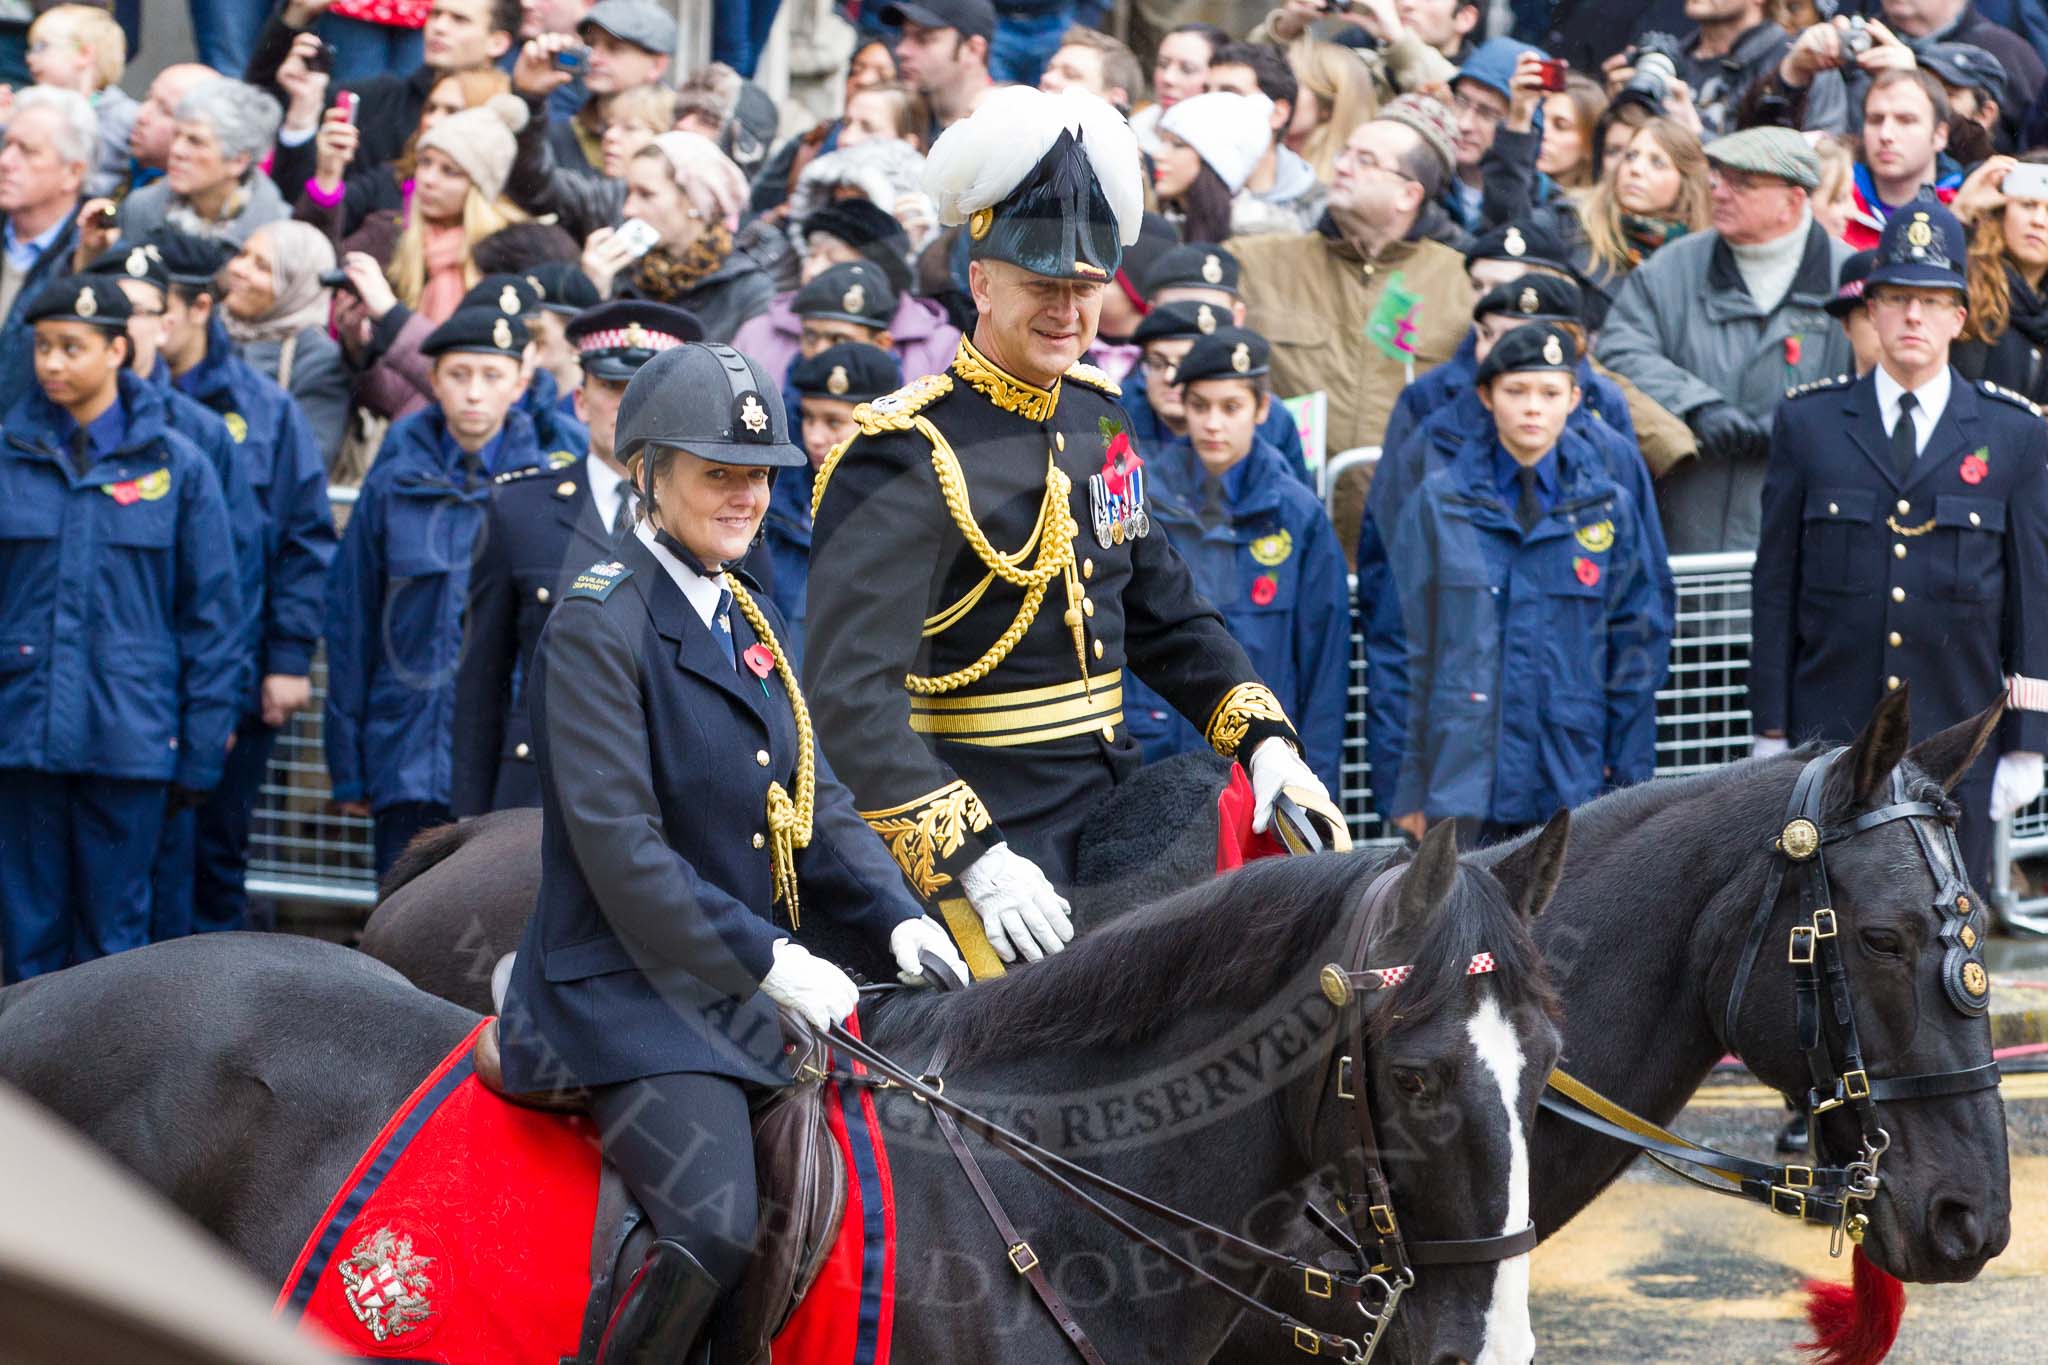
[1090,417,1148,548]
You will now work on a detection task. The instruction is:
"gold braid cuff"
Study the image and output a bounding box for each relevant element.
[1206,683,1292,759]
[723,575,815,926]
[858,780,993,898]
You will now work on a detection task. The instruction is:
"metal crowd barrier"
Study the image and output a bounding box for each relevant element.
[245,497,2048,914]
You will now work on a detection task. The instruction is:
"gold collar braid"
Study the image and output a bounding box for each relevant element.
[722,573,815,926]
[952,335,1060,421]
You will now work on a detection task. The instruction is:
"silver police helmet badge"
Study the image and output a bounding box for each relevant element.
[492,317,513,350]
[338,1226,435,1342]
[739,393,770,434]
[499,284,522,314]
[1542,333,1564,366]
[843,281,866,316]
[1201,253,1223,284]
[827,364,849,396]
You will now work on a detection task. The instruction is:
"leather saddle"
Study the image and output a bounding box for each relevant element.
[471,1018,847,1363]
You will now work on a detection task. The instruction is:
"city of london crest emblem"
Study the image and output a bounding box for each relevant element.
[338,1226,435,1342]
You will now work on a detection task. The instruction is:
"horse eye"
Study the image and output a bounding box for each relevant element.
[1860,929,1904,957]
[1392,1068,1429,1098]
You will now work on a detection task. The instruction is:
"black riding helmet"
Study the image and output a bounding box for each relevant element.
[615,345,807,499]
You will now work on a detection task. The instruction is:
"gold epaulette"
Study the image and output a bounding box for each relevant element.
[1063,361,1122,397]
[811,373,954,515]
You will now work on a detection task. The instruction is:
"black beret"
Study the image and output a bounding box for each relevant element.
[1132,299,1229,344]
[1142,243,1240,299]
[81,240,169,293]
[1170,326,1270,386]
[526,262,603,316]
[1474,272,1583,324]
[792,261,896,328]
[147,227,234,288]
[422,305,530,358]
[26,275,132,331]
[566,299,701,380]
[791,341,902,403]
[1474,322,1579,386]
[460,273,543,319]
[1464,219,1574,274]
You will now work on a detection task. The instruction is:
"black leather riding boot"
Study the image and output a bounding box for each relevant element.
[596,1237,720,1365]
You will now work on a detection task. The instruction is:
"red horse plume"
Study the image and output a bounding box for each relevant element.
[1799,1247,1906,1365]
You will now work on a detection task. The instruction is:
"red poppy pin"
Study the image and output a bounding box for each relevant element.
[1574,555,1601,588]
[1960,447,1989,485]
[1784,334,1802,367]
[1100,418,1142,495]
[743,643,776,678]
[105,480,141,506]
[1251,574,1278,605]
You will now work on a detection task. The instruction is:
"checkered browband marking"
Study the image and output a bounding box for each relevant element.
[578,327,685,355]
[1366,954,1495,988]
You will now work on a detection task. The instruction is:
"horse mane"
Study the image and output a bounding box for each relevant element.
[378,819,478,900]
[872,844,1555,1068]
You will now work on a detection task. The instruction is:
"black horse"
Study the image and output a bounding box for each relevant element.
[0,818,1569,1365]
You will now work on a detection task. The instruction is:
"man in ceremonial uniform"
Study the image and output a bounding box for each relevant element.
[1751,199,2048,900]
[805,86,1341,976]
[452,299,696,816]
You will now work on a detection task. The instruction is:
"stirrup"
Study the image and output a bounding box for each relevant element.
[596,1238,720,1365]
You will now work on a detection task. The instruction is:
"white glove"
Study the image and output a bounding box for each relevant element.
[758,939,859,1032]
[890,916,971,987]
[959,842,1074,963]
[1990,752,2046,822]
[1751,735,1790,759]
[1248,736,1330,834]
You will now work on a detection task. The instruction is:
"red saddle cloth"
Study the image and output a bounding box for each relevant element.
[274,1016,897,1365]
[1215,761,1286,871]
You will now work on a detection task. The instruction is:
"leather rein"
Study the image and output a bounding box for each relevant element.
[1541,747,2001,1255]
[820,808,1536,1364]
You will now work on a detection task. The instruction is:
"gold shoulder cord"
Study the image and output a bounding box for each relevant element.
[722,574,815,927]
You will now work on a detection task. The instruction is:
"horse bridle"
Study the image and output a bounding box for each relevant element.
[1716,747,2002,1251]
[818,837,1537,1363]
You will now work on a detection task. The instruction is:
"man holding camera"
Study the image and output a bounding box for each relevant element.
[1779,5,2041,151]
[512,0,675,177]
[1602,1,1788,139]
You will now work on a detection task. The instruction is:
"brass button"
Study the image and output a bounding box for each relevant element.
[1100,723,1115,741]
[1970,511,1982,526]
[1893,543,1907,559]
[1828,501,1839,515]
[1891,586,1906,602]
[1886,675,1901,691]
[1082,558,1094,580]
[1055,433,1066,451]
[752,832,766,849]
[514,742,530,759]
[756,749,771,767]
[1888,631,1902,647]
[1093,640,1104,660]
[536,586,550,603]
[1896,499,1910,515]
[1081,597,1094,617]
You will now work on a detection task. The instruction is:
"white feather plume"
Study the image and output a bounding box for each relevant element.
[922,86,1144,247]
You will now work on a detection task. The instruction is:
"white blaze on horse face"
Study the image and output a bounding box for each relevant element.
[1467,995,1536,1365]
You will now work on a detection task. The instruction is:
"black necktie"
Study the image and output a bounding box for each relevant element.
[713,588,738,672]
[1515,465,1543,533]
[1891,392,1918,479]
[610,491,633,540]
[69,428,92,478]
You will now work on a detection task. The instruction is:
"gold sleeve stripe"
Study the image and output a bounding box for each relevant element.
[858,779,992,898]
[1206,682,1290,758]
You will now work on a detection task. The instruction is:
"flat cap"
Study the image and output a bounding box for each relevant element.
[1703,125,1819,190]
[578,0,677,56]
[1918,42,2007,108]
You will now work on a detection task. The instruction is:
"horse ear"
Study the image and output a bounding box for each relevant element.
[1490,809,1571,920]
[1834,683,1914,811]
[1394,819,1462,930]
[1906,695,2006,793]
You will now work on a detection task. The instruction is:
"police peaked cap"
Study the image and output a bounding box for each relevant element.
[791,341,902,403]
[1171,326,1271,386]
[1474,272,1583,325]
[615,343,806,468]
[792,260,896,328]
[1475,322,1580,386]
[81,240,170,293]
[422,305,530,358]
[26,275,132,332]
[568,300,703,381]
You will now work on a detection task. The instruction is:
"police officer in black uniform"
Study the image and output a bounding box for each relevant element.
[451,300,699,816]
[496,341,967,1364]
[805,88,1344,979]
[1752,198,2048,898]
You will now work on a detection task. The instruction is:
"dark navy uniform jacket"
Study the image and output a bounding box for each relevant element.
[1361,382,1673,799]
[172,317,337,690]
[451,456,620,816]
[1120,360,1313,487]
[496,531,922,1092]
[1382,330,1639,465]
[1750,371,2048,767]
[1125,435,1351,791]
[759,462,814,668]
[324,406,585,811]
[0,371,243,789]
[1389,428,1670,824]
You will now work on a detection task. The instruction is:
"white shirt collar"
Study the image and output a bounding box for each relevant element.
[634,521,726,630]
[587,456,627,536]
[1873,363,1952,443]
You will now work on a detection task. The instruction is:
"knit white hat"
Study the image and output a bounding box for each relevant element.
[1159,91,1275,195]
[415,93,529,205]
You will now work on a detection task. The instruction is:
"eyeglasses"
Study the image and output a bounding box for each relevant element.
[1451,92,1506,126]
[1334,147,1416,182]
[1707,166,1784,194]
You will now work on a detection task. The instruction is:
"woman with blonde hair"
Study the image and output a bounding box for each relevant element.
[1285,40,1378,183]
[1951,152,2048,405]
[1534,115,1710,328]
[300,66,512,241]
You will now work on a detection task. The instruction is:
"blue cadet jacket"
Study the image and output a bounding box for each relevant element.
[1120,359,1314,488]
[0,213,80,417]
[520,367,589,458]
[173,317,337,685]
[324,405,580,811]
[1361,380,1674,796]
[1388,429,1670,826]
[1382,330,1639,467]
[1125,435,1351,791]
[760,462,815,668]
[0,370,244,789]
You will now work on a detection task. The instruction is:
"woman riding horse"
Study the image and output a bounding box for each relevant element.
[492,341,968,1364]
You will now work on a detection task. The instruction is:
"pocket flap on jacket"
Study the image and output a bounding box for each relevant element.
[1934,495,2004,533]
[1802,488,1876,522]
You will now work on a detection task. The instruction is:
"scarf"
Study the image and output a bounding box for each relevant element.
[1620,212,1688,263]
[222,219,337,346]
[627,223,734,303]
[2005,264,2048,350]
[419,222,470,324]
